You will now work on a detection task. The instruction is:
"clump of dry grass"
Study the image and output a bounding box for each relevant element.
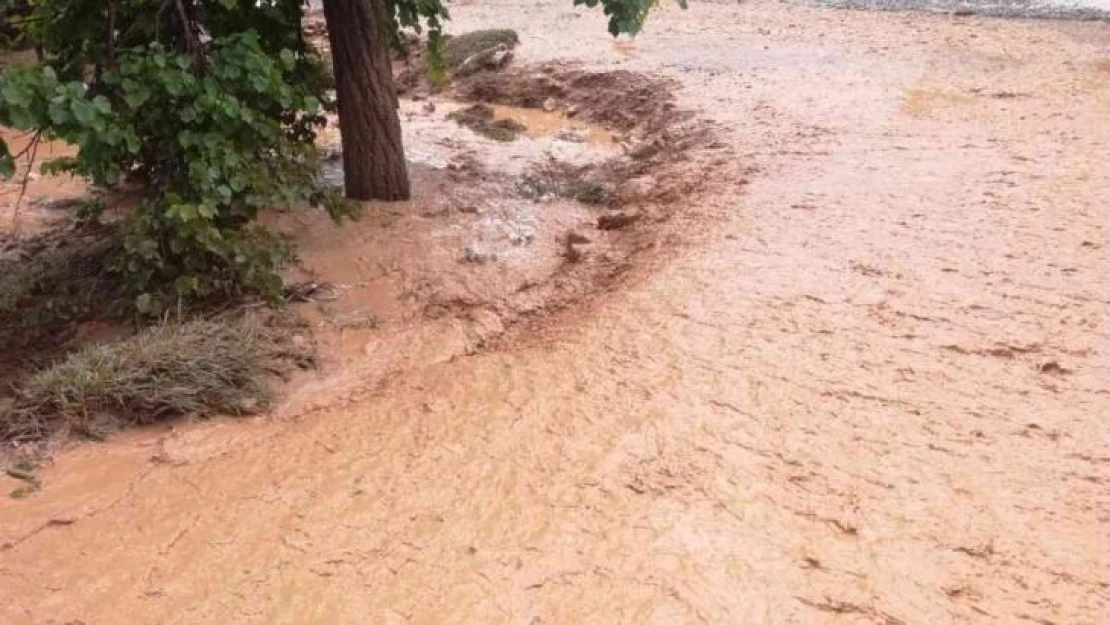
[0,231,119,352]
[443,29,519,69]
[2,318,313,442]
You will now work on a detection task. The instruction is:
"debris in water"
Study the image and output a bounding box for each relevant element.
[447,104,526,142]
[463,243,496,264]
[598,210,642,230]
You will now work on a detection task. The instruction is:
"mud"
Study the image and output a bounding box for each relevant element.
[808,0,1110,21]
[457,63,686,133]
[446,103,528,141]
[1,1,1108,624]
[267,65,708,416]
[0,130,88,237]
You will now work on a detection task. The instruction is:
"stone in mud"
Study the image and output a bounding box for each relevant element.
[597,211,642,231]
[321,145,343,163]
[565,242,588,263]
[565,230,592,263]
[509,225,536,246]
[455,44,515,77]
[617,175,658,201]
[554,127,587,143]
[463,243,496,264]
[567,230,592,245]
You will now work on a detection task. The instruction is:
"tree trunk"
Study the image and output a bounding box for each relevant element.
[322,0,411,201]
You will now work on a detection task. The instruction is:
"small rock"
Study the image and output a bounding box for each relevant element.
[543,98,558,112]
[597,211,641,231]
[565,242,588,263]
[627,137,666,161]
[422,101,436,114]
[554,127,587,143]
[567,230,591,245]
[463,243,495,264]
[457,205,480,214]
[564,230,592,263]
[509,226,536,246]
[566,104,580,118]
[1039,361,1072,375]
[456,44,514,77]
[617,175,657,200]
[491,48,513,67]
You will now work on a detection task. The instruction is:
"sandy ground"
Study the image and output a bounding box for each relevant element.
[2,1,1109,623]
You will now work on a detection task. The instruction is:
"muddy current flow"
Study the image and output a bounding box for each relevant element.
[1,0,1109,623]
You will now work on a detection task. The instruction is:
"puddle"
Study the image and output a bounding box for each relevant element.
[490,104,617,146]
[318,100,619,190]
[901,87,976,117]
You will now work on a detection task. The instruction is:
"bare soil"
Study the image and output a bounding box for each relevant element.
[1,1,1108,623]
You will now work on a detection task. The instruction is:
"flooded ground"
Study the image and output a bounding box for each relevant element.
[2,0,1108,623]
[812,0,1110,20]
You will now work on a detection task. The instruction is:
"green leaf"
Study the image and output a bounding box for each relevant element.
[121,79,150,109]
[91,95,112,114]
[176,204,197,222]
[0,142,14,178]
[135,293,155,315]
[70,100,97,126]
[280,49,296,69]
[48,99,70,125]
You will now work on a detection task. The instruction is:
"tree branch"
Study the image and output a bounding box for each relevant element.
[173,0,206,70]
[9,130,42,239]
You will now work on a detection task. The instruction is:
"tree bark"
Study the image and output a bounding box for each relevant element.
[322,0,411,201]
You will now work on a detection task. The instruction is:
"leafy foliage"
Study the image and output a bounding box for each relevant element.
[573,0,685,36]
[0,0,337,311]
[0,0,32,50]
[0,0,668,312]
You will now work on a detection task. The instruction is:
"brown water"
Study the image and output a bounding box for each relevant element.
[2,1,1108,623]
[491,104,617,145]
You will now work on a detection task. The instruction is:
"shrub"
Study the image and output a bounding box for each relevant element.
[0,1,345,313]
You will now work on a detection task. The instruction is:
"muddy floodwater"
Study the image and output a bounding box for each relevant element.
[2,0,1108,623]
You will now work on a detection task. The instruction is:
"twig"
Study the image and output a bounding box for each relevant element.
[107,1,117,66]
[173,0,205,69]
[9,131,42,239]
[10,131,41,160]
